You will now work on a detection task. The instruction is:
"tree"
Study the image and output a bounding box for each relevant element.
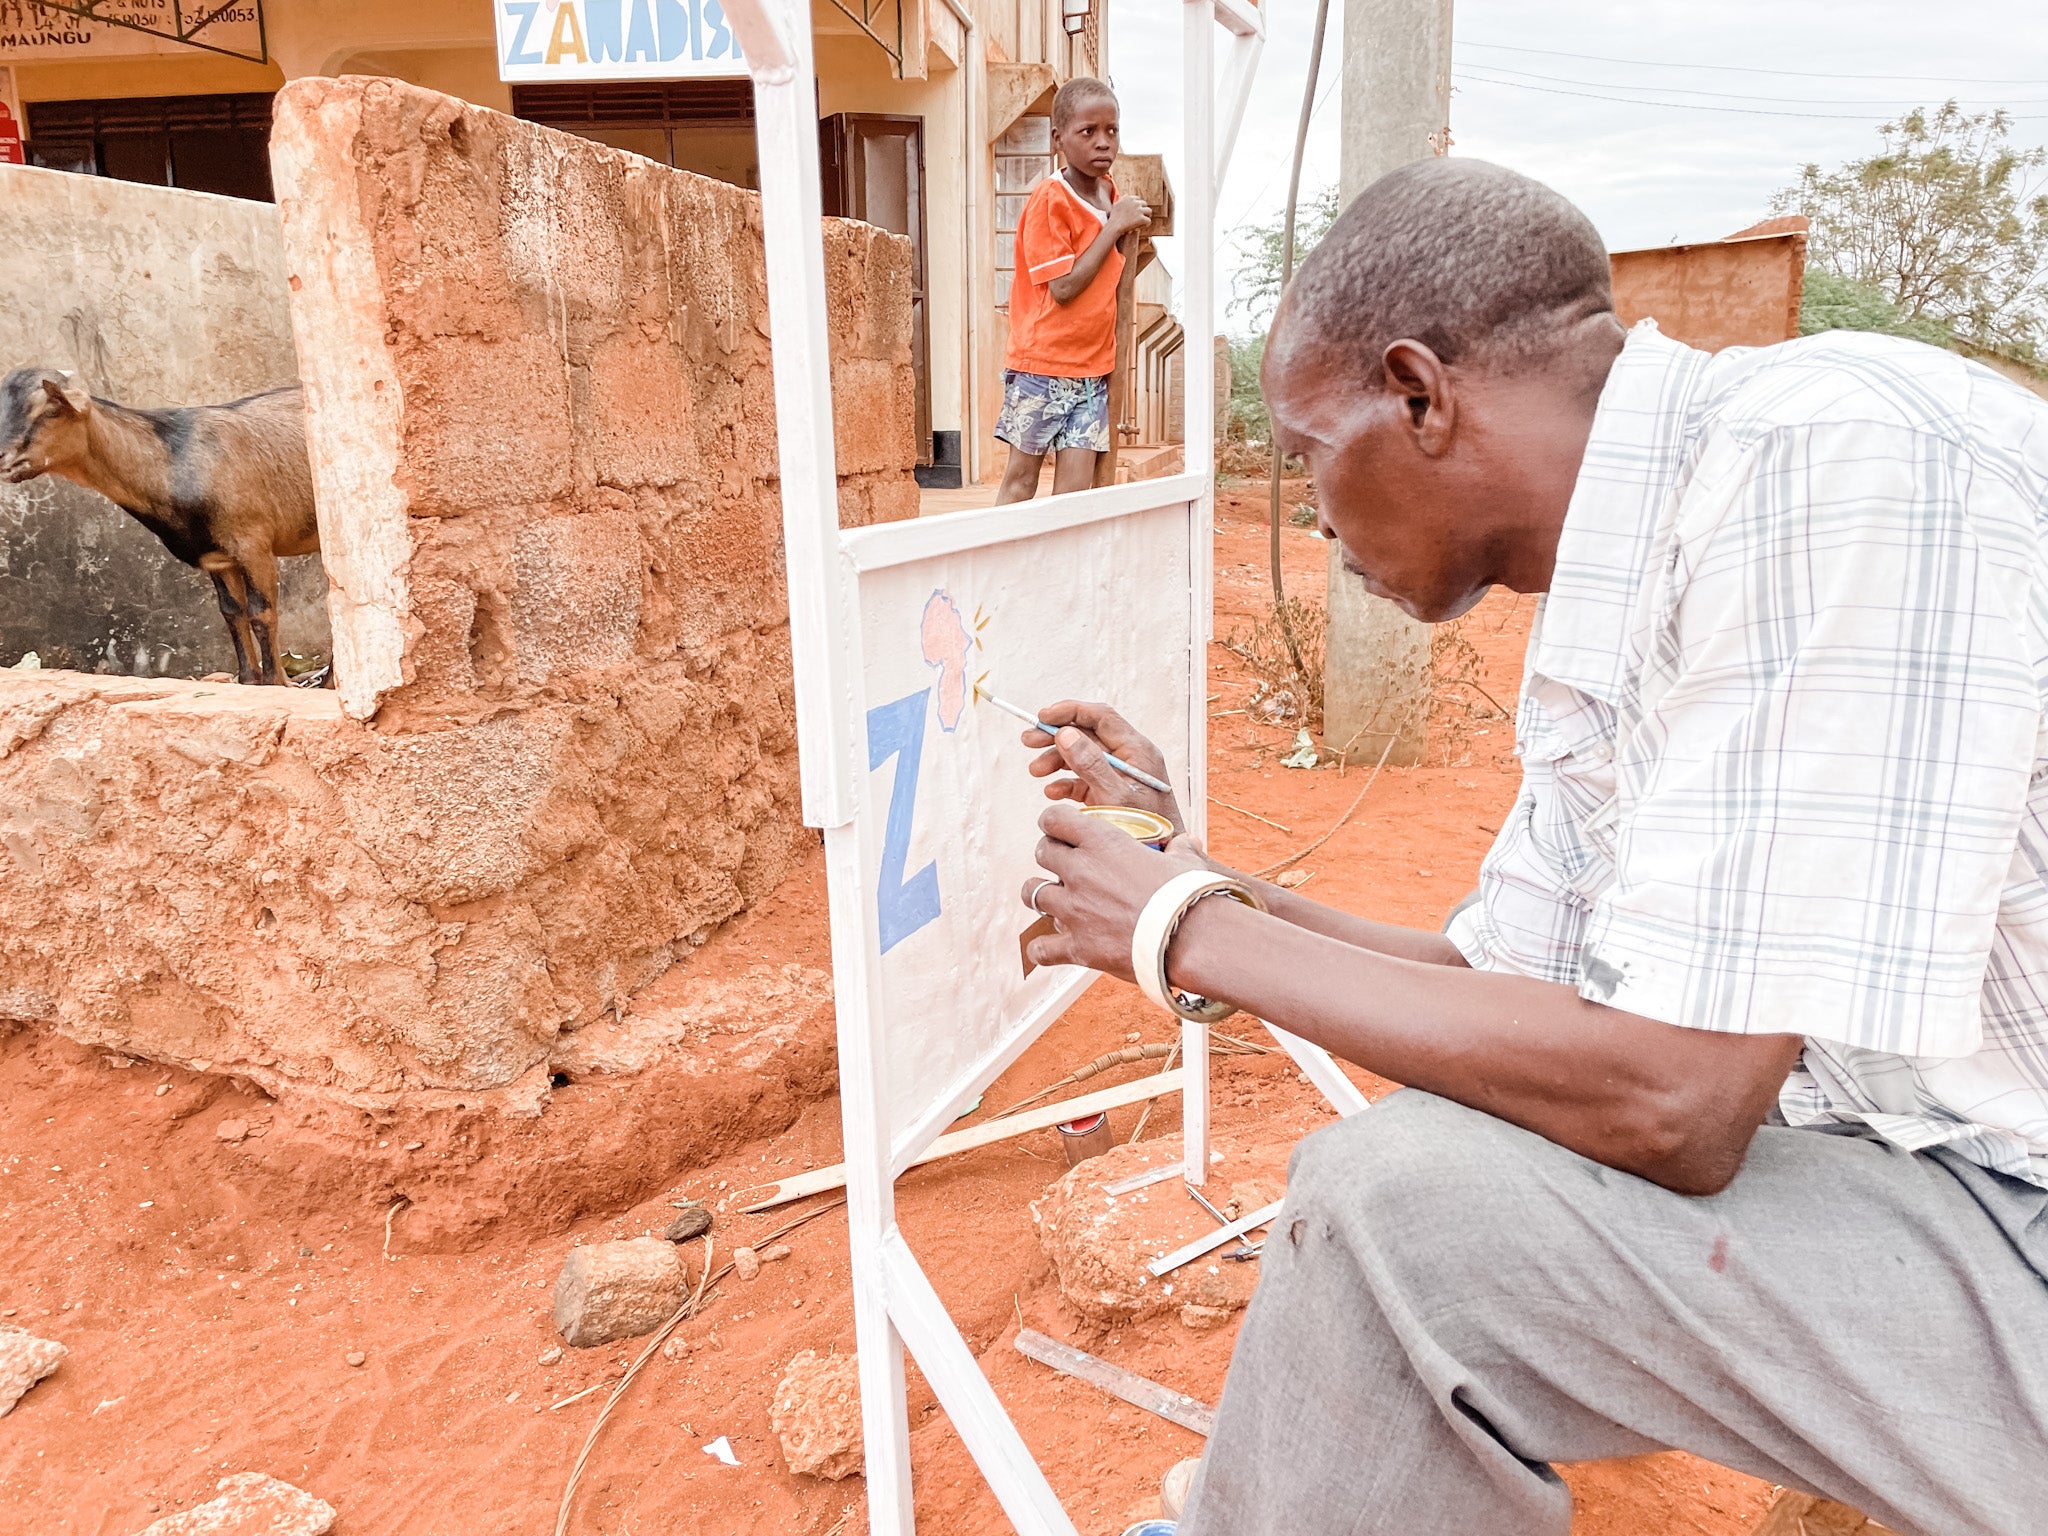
[1231,185,1340,330]
[1798,268,1957,350]
[1223,187,1340,445]
[1774,102,2048,361]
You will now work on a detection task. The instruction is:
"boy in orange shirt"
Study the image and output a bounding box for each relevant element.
[996,77,1151,504]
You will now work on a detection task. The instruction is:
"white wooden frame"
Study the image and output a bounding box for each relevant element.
[727,2,1367,1529]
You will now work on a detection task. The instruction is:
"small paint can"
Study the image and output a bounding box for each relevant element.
[1119,1523,1179,1536]
[1056,1110,1116,1167]
[1079,804,1174,851]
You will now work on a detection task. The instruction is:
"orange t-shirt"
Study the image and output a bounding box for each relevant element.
[1006,174,1122,379]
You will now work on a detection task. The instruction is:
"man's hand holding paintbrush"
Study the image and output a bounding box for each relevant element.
[1020,699,1187,833]
[1019,700,1459,981]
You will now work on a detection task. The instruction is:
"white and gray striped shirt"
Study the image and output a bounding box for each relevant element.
[1448,321,2048,1185]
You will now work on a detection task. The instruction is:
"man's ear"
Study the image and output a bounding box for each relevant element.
[1380,339,1456,456]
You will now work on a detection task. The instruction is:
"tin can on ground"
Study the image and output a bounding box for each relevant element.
[1078,804,1174,850]
[1119,1523,1178,1536]
[1055,1110,1116,1166]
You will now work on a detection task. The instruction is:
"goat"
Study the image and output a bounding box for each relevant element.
[0,367,319,686]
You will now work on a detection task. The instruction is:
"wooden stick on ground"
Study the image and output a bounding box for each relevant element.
[1015,1329,1216,1436]
[1254,727,1400,880]
[1126,1039,1183,1145]
[734,1071,1188,1212]
[1208,795,1292,834]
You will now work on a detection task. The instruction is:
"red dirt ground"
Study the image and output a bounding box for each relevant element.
[0,482,1778,1536]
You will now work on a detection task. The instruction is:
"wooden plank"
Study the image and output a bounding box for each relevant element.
[1215,28,1264,184]
[839,474,1204,572]
[1015,1329,1216,1437]
[745,0,863,828]
[885,1240,1082,1535]
[1212,0,1264,37]
[1264,1020,1371,1116]
[1148,1198,1282,1276]
[741,1,910,1529]
[736,1070,1188,1212]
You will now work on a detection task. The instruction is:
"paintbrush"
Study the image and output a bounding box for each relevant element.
[973,680,1176,797]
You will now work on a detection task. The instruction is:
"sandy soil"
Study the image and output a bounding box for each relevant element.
[0,482,1778,1535]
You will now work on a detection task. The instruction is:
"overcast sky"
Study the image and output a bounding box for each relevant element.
[1106,0,2048,333]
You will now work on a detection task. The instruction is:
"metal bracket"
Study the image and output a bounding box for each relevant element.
[1211,0,1263,38]
[25,0,269,64]
[825,0,906,76]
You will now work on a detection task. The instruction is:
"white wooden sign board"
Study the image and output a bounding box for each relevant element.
[851,502,1198,1158]
[723,0,1361,1529]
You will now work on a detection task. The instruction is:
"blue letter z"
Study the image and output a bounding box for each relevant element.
[503,0,543,65]
[869,689,942,954]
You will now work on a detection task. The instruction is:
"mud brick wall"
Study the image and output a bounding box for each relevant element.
[270,76,917,721]
[0,78,917,1110]
[1610,230,1807,353]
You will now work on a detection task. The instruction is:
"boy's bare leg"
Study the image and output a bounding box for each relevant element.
[1052,447,1098,496]
[995,446,1048,504]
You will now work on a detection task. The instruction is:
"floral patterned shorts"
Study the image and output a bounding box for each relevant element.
[995,370,1112,454]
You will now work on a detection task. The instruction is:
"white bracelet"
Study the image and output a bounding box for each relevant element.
[1130,870,1265,1022]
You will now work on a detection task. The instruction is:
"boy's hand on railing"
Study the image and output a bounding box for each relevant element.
[1107,196,1153,238]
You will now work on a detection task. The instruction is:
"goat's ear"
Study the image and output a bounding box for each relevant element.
[40,375,90,416]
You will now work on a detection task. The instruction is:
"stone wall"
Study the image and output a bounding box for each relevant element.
[0,79,918,1113]
[0,165,332,676]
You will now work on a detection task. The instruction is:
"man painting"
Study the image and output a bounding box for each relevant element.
[1020,159,2048,1535]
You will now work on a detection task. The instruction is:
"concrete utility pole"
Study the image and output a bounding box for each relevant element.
[1323,0,1454,765]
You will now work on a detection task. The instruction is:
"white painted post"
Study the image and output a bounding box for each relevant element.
[1180,0,1218,1189]
[738,0,914,1529]
[823,825,917,1536]
[1212,2,1265,184]
[745,0,865,829]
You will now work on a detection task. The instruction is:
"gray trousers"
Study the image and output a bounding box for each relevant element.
[1181,1091,2048,1536]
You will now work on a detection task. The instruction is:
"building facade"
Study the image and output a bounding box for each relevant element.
[1,0,1181,487]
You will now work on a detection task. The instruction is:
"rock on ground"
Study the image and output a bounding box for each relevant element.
[130,1473,335,1535]
[0,1327,65,1416]
[1030,1134,1292,1323]
[552,1237,690,1348]
[664,1206,712,1243]
[771,1350,863,1480]
[1162,1456,1200,1519]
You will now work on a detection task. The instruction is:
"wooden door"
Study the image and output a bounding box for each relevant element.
[820,113,932,465]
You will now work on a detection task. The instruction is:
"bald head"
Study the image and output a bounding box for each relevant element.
[1259,161,1625,624]
[1279,158,1614,387]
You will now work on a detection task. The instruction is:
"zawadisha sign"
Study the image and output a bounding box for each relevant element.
[493,0,747,82]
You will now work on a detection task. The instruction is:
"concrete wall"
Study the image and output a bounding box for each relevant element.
[0,164,331,675]
[0,79,919,1114]
[1611,231,1808,352]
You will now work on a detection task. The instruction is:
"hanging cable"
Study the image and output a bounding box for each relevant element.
[1264,0,1334,681]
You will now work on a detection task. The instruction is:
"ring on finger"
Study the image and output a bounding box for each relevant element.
[1028,878,1059,914]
